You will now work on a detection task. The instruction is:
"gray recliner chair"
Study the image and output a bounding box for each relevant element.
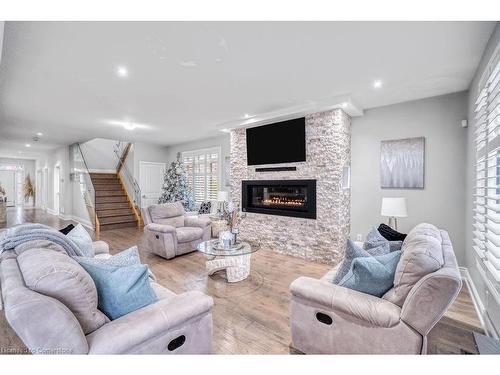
[142,202,211,260]
[0,239,214,354]
[290,223,462,354]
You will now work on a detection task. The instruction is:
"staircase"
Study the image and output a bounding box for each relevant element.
[90,172,139,231]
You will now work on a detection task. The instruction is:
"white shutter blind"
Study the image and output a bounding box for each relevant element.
[182,147,220,205]
[474,52,500,287]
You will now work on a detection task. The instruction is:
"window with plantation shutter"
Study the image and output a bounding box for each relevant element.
[473,49,500,293]
[182,147,220,205]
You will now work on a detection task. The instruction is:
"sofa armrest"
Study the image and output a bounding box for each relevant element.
[184,216,211,228]
[145,223,176,233]
[86,291,213,354]
[92,240,109,256]
[290,277,401,328]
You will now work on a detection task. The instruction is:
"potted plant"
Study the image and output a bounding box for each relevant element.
[23,174,35,206]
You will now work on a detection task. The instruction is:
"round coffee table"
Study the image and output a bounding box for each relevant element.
[196,240,257,283]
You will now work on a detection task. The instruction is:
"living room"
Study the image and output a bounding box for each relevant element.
[0,1,499,372]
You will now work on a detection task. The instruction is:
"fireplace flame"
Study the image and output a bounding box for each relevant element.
[263,197,305,206]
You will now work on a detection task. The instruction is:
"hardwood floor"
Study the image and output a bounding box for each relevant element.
[0,207,484,354]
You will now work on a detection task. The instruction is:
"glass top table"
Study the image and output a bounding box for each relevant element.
[196,239,257,257]
[196,240,257,282]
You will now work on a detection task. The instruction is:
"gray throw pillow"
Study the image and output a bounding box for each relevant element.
[67,223,94,257]
[364,227,398,254]
[333,239,388,284]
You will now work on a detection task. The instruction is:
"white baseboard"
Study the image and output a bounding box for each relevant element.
[459,266,498,339]
[37,209,93,231]
[46,208,57,215]
[70,215,93,230]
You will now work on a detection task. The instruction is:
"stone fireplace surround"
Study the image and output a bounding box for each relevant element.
[230,109,351,265]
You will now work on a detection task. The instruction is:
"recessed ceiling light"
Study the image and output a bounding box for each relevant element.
[116,65,129,78]
[244,114,250,119]
[36,132,43,136]
[373,80,383,89]
[220,128,231,133]
[25,144,31,147]
[341,102,348,108]
[105,119,150,131]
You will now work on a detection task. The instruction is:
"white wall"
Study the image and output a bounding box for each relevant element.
[466,23,500,336]
[0,21,4,65]
[351,92,468,265]
[164,134,231,194]
[79,138,118,172]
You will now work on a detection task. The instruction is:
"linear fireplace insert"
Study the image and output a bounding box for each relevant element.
[241,180,316,219]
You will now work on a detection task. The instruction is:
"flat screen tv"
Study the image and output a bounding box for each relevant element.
[246,117,306,165]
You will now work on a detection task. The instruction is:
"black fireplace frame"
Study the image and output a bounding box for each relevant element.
[241,179,317,219]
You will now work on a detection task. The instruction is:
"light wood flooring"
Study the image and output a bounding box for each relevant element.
[0,207,485,354]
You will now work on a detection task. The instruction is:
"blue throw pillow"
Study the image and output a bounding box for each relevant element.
[363,227,401,253]
[75,248,158,320]
[338,251,402,297]
[333,240,388,284]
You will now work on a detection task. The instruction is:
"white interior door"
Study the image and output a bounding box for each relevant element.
[54,165,60,214]
[0,170,16,206]
[43,168,48,209]
[139,161,165,208]
[36,170,42,207]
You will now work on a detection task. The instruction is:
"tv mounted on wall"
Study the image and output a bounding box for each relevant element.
[246,117,306,166]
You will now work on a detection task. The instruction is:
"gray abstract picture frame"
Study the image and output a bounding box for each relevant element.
[380,137,425,189]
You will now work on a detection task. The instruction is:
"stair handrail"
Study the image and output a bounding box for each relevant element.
[113,141,142,210]
[76,143,100,236]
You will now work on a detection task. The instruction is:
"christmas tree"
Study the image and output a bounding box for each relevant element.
[158,153,195,211]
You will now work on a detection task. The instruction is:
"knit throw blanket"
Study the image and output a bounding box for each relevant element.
[0,223,88,257]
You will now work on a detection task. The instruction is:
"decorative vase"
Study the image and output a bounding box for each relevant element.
[219,230,233,249]
[231,227,239,245]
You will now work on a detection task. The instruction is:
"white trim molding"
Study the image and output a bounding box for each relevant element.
[459,266,498,339]
[46,207,57,216]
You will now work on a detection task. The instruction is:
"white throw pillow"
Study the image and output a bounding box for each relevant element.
[67,223,94,257]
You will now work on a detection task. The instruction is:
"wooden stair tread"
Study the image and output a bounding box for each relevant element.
[99,215,137,225]
[99,221,138,230]
[96,209,134,217]
[95,196,128,203]
[95,190,126,197]
[95,202,131,210]
[93,184,123,190]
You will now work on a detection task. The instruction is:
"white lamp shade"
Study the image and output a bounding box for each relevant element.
[381,197,408,217]
[217,191,229,202]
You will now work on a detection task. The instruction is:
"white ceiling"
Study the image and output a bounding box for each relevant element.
[0,21,496,157]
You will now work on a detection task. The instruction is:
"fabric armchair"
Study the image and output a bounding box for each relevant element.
[289,224,461,354]
[86,291,213,354]
[0,242,214,354]
[142,202,212,260]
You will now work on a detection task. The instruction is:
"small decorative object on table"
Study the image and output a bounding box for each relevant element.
[220,201,246,245]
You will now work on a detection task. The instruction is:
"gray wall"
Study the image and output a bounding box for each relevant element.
[466,23,500,336]
[351,92,468,265]
[164,134,231,194]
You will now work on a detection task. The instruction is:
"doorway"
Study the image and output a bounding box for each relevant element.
[54,165,60,214]
[139,161,166,208]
